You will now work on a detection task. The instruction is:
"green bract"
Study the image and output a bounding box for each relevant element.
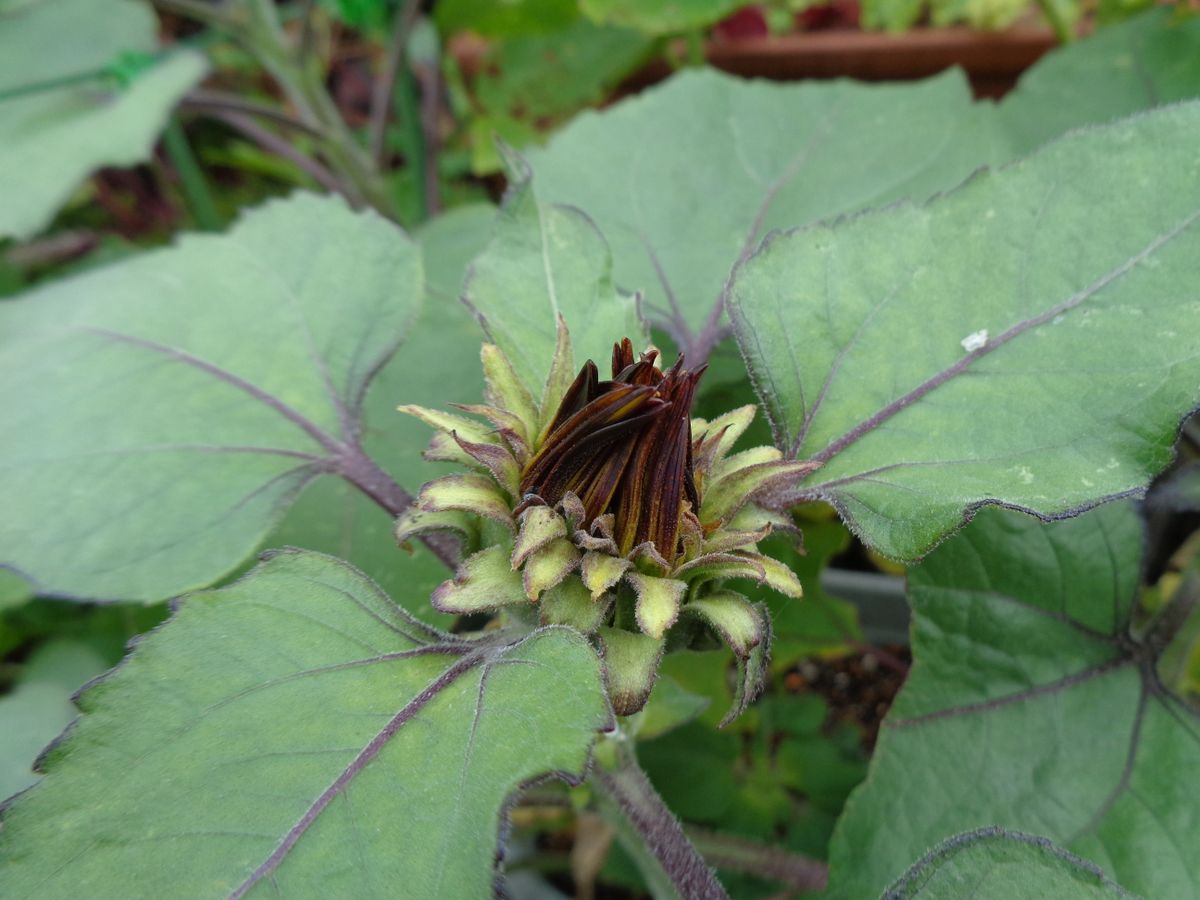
[398,321,814,720]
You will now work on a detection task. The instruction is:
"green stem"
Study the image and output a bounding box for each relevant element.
[236,0,393,215]
[590,736,728,900]
[394,64,427,221]
[162,116,222,231]
[1035,0,1075,44]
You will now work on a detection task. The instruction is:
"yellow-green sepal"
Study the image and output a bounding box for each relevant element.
[481,343,539,439]
[538,314,576,437]
[626,572,686,640]
[598,626,665,717]
[512,504,567,568]
[701,458,821,525]
[540,577,611,634]
[580,551,631,600]
[523,537,581,600]
[418,473,512,527]
[431,545,527,614]
[394,507,477,551]
[684,590,764,657]
[397,404,494,446]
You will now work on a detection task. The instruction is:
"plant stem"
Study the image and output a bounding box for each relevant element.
[683,826,828,893]
[162,116,223,231]
[591,737,728,900]
[1035,0,1075,44]
[368,0,421,165]
[206,108,362,202]
[183,88,324,137]
[235,0,393,213]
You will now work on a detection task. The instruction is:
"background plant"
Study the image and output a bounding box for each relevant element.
[2,2,1200,897]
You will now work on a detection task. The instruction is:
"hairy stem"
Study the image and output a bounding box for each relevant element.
[591,738,728,900]
[224,0,393,214]
[683,826,828,892]
[336,443,461,571]
[204,108,361,202]
[183,89,324,137]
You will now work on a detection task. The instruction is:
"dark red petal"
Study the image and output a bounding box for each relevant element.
[546,359,600,435]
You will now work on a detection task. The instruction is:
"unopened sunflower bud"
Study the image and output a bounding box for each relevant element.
[398,324,820,719]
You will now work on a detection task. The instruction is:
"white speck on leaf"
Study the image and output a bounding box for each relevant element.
[1014,465,1034,485]
[1082,477,1095,487]
[961,329,988,353]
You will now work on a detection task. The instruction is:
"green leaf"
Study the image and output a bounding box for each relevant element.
[434,0,580,37]
[475,18,653,122]
[265,204,495,627]
[886,828,1135,899]
[0,640,108,801]
[463,153,645,397]
[730,103,1200,561]
[524,68,995,342]
[0,550,610,896]
[998,8,1200,156]
[580,0,741,33]
[827,502,1200,898]
[0,568,33,612]
[0,0,208,240]
[0,193,421,602]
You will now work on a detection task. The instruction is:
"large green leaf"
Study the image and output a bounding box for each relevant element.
[827,501,1200,898]
[0,550,610,896]
[524,68,995,348]
[264,203,496,625]
[0,640,108,802]
[885,828,1134,899]
[0,193,422,602]
[0,0,208,240]
[463,155,645,397]
[474,18,652,123]
[729,103,1200,561]
[997,8,1200,156]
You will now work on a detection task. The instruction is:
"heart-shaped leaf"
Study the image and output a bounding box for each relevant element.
[0,0,208,240]
[0,193,422,602]
[729,103,1200,561]
[0,550,610,895]
[826,501,1200,898]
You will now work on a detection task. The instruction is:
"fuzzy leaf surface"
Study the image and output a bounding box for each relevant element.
[0,194,421,601]
[885,828,1134,899]
[998,8,1200,155]
[0,0,207,240]
[0,550,610,897]
[524,68,995,339]
[264,204,496,625]
[730,104,1200,561]
[827,502,1200,898]
[464,156,645,397]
